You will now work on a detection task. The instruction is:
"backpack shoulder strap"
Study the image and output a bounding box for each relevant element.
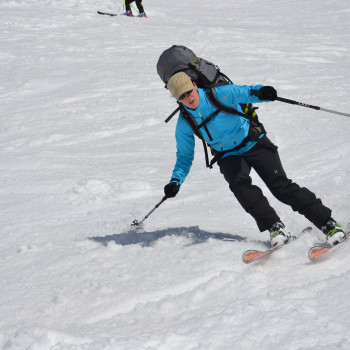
[164,106,180,123]
[206,87,260,121]
[178,105,212,168]
[205,87,248,118]
[178,105,203,139]
[163,103,204,140]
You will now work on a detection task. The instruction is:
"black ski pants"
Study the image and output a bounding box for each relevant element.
[125,0,144,13]
[218,143,331,232]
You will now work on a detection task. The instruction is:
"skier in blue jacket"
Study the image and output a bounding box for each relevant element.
[163,71,345,247]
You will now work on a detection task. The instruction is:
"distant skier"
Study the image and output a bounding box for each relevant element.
[123,0,146,17]
[162,71,345,247]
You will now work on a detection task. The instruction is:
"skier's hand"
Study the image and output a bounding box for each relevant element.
[257,86,277,101]
[164,182,180,198]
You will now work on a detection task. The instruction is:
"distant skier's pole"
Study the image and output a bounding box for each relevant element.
[250,90,350,118]
[131,196,168,228]
[131,4,139,13]
[122,0,139,14]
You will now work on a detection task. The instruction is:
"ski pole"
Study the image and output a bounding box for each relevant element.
[250,90,350,118]
[131,196,168,228]
[131,4,139,13]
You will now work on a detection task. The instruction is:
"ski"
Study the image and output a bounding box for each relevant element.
[97,11,118,17]
[308,232,350,262]
[242,227,312,264]
[242,243,286,264]
[97,10,147,18]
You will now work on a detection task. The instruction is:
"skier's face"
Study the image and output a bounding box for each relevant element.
[178,83,199,109]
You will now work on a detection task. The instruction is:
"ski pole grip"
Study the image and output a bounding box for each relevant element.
[276,96,298,105]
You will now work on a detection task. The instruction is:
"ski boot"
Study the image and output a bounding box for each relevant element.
[269,221,291,247]
[137,12,147,17]
[322,218,345,246]
[123,10,134,17]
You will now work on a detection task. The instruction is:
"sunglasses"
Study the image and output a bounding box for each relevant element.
[178,89,193,100]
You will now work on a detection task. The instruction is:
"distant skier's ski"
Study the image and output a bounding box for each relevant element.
[242,227,312,264]
[308,232,350,262]
[97,10,147,18]
[97,11,118,17]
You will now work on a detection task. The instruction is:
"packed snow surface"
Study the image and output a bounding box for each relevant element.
[1,0,350,349]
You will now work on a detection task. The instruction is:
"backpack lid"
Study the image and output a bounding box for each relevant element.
[157,45,197,85]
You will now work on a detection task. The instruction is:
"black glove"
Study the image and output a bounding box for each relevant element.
[257,86,277,101]
[164,182,180,198]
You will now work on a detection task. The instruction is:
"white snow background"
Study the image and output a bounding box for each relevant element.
[1,0,350,349]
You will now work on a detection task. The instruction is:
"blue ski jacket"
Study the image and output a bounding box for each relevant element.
[170,84,270,184]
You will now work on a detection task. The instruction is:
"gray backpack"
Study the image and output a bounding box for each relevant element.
[156,45,231,88]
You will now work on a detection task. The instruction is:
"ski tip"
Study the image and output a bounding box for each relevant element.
[309,232,350,262]
[242,250,260,264]
[308,247,330,261]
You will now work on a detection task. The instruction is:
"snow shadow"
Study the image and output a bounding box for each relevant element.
[90,225,245,247]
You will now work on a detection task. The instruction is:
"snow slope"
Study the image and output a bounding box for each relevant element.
[0,0,350,349]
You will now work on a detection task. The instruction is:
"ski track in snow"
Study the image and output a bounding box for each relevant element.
[0,0,350,349]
